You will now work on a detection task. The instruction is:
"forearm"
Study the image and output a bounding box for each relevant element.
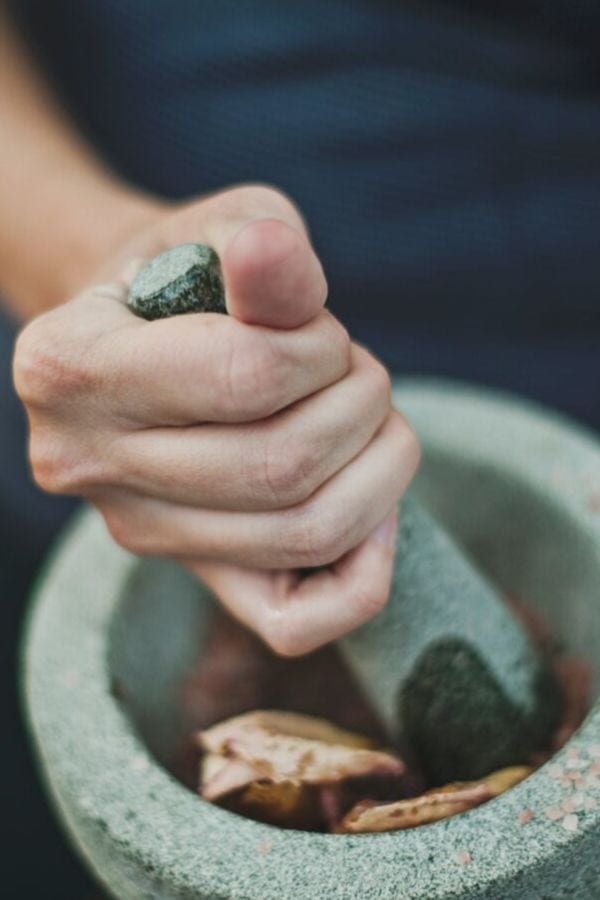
[0,10,162,319]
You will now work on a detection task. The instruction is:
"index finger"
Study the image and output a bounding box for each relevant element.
[81,284,350,426]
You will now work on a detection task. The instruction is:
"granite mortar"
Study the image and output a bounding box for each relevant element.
[23,381,600,899]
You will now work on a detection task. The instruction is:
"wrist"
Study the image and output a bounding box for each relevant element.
[67,183,167,293]
[2,179,167,320]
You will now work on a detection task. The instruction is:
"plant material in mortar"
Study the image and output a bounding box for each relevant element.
[186,605,588,833]
[196,711,534,833]
[337,765,532,834]
[197,711,405,830]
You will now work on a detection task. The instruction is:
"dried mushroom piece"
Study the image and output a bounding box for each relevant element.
[233,781,321,830]
[197,710,405,829]
[198,710,403,797]
[200,753,259,802]
[483,765,533,797]
[198,711,533,833]
[200,710,377,754]
[338,765,533,834]
[338,782,489,833]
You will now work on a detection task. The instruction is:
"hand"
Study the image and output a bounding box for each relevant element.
[14,184,420,655]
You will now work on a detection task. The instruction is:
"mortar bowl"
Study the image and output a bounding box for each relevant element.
[23,380,600,899]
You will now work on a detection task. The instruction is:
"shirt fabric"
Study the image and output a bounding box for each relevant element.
[11,0,600,430]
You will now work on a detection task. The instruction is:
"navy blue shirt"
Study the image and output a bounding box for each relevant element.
[11,0,600,427]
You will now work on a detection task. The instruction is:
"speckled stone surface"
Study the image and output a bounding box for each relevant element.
[128,243,226,319]
[23,381,600,899]
[340,496,558,783]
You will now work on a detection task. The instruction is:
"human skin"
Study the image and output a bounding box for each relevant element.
[3,12,420,655]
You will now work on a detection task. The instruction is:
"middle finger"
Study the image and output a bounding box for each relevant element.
[100,409,419,568]
[112,345,390,510]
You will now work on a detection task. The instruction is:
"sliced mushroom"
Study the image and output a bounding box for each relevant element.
[198,710,403,798]
[338,765,533,834]
[197,710,405,829]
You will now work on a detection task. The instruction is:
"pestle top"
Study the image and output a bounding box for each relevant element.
[128,243,226,320]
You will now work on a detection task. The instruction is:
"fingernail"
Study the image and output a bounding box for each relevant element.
[374,512,397,549]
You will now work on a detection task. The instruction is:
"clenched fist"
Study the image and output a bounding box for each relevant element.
[14,185,420,655]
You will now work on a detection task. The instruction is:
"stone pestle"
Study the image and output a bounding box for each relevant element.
[339,495,559,782]
[128,243,560,783]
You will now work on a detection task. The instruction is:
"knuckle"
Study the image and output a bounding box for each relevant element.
[29,432,106,495]
[218,332,282,420]
[29,435,66,494]
[394,411,422,470]
[322,314,352,372]
[351,579,390,623]
[261,433,316,507]
[353,347,391,410]
[103,507,145,555]
[103,508,133,552]
[14,314,94,409]
[228,183,304,228]
[367,356,392,402]
[29,434,72,494]
[199,183,305,235]
[261,609,303,658]
[284,505,351,567]
[13,320,53,407]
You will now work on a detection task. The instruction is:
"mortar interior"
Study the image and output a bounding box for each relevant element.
[108,449,600,809]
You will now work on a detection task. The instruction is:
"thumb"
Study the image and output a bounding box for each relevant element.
[223,216,328,329]
[164,186,328,329]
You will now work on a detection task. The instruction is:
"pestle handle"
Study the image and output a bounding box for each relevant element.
[128,243,560,783]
